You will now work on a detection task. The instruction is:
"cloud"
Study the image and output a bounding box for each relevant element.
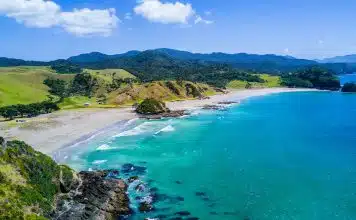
[124,12,132,20]
[0,0,119,37]
[284,48,290,54]
[204,10,212,16]
[134,0,195,24]
[194,15,213,25]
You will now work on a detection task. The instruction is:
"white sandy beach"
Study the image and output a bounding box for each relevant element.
[0,88,316,154]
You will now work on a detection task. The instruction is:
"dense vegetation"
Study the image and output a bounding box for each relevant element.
[136,98,169,115]
[0,139,76,219]
[69,49,356,75]
[43,78,68,98]
[50,60,82,74]
[79,51,265,88]
[0,101,59,119]
[341,83,356,92]
[281,67,340,90]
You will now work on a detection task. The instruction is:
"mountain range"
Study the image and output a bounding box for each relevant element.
[1,49,356,74]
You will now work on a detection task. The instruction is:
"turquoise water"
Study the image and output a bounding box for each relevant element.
[55,91,356,220]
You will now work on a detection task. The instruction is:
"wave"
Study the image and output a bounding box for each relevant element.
[113,122,155,137]
[96,144,112,151]
[155,125,175,134]
[92,160,107,165]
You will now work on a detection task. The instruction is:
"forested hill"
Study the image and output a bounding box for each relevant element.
[2,49,356,74]
[0,57,46,67]
[67,49,356,74]
[69,49,317,74]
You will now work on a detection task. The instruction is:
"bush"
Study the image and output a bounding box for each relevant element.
[341,83,356,92]
[136,98,169,115]
[165,81,180,95]
[185,83,201,97]
[43,78,68,98]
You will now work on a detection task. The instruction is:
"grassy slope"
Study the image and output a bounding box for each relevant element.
[59,81,218,109]
[0,66,219,110]
[0,66,75,107]
[84,68,136,82]
[107,81,217,106]
[0,140,76,219]
[227,74,282,89]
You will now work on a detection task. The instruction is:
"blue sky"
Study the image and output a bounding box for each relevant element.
[0,0,356,61]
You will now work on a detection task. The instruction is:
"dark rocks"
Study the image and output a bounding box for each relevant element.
[141,110,187,120]
[195,192,207,197]
[175,211,191,216]
[54,170,131,220]
[139,201,154,213]
[128,176,139,183]
[175,180,183,184]
[121,163,147,175]
[202,105,222,110]
[218,101,238,105]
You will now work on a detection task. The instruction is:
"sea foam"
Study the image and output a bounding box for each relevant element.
[96,144,111,151]
[155,125,175,134]
[92,160,107,165]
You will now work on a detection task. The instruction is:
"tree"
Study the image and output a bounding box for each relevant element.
[245,82,252,89]
[43,78,68,98]
[0,136,5,146]
[1,107,18,120]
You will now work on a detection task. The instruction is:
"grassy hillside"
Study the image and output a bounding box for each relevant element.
[108,81,217,106]
[84,68,136,82]
[227,74,282,89]
[0,66,74,107]
[59,81,218,109]
[0,140,76,219]
[0,66,219,110]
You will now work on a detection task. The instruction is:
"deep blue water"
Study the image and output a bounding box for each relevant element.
[56,91,356,220]
[340,73,356,85]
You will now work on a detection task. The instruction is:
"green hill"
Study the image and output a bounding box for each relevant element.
[0,66,75,107]
[227,74,282,89]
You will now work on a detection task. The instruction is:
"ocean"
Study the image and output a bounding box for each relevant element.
[54,91,356,220]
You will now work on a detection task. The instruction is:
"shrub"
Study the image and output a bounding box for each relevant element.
[165,81,180,95]
[185,83,201,97]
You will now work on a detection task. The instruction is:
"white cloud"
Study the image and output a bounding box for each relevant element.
[284,48,290,54]
[60,8,118,36]
[134,0,195,24]
[194,15,213,25]
[204,10,212,16]
[0,0,119,37]
[124,12,132,20]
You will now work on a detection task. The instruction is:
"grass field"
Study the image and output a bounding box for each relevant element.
[227,74,282,89]
[0,66,75,107]
[84,69,136,83]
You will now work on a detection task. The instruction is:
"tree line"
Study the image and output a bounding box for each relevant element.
[0,101,59,120]
[281,66,341,90]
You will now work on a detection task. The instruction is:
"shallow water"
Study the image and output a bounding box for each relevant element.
[55,91,356,220]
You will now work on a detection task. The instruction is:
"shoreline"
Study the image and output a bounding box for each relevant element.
[0,88,318,155]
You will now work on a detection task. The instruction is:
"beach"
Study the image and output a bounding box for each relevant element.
[0,88,315,154]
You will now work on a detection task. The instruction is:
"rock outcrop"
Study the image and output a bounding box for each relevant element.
[55,170,131,220]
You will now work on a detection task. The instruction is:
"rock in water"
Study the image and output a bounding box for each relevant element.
[55,170,131,220]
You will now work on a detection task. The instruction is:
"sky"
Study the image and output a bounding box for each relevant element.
[0,0,356,61]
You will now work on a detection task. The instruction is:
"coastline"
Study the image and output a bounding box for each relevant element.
[0,88,318,154]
